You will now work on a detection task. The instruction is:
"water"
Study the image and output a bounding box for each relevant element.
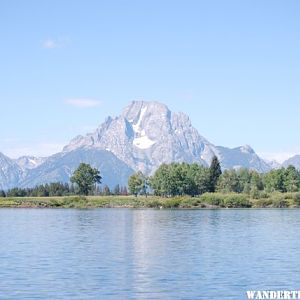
[0,209,300,299]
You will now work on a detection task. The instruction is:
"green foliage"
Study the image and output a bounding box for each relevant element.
[284,165,300,192]
[120,186,128,195]
[252,198,274,208]
[4,160,300,207]
[268,193,290,208]
[161,198,182,208]
[217,169,241,193]
[103,185,111,196]
[7,187,27,197]
[222,194,251,208]
[1,192,300,209]
[4,182,129,198]
[200,193,225,206]
[200,193,251,207]
[263,166,300,193]
[188,163,210,195]
[252,192,293,208]
[70,163,102,196]
[128,171,147,196]
[209,156,222,192]
[292,192,300,205]
[6,183,70,197]
[113,184,120,195]
[149,161,300,198]
[150,164,177,196]
[217,169,264,196]
[264,168,285,192]
[150,163,210,197]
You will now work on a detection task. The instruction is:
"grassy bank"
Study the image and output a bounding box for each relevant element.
[1,192,300,208]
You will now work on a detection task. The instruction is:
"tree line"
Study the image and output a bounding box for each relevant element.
[2,159,300,198]
[1,183,128,198]
[128,156,300,197]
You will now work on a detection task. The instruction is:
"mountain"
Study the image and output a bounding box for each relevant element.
[216,145,271,172]
[64,101,271,174]
[282,155,300,169]
[64,101,211,173]
[263,159,281,170]
[20,148,134,188]
[0,152,22,190]
[15,156,46,170]
[0,100,275,190]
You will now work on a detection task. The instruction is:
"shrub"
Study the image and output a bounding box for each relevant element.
[223,194,251,208]
[146,199,162,208]
[200,193,224,206]
[292,193,300,205]
[162,198,181,208]
[200,193,251,208]
[253,198,273,208]
[180,197,201,208]
[269,193,289,208]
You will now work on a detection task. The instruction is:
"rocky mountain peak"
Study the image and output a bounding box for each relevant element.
[0,100,278,190]
[239,145,255,154]
[0,152,22,189]
[61,100,273,175]
[121,100,170,121]
[63,100,212,173]
[15,156,46,170]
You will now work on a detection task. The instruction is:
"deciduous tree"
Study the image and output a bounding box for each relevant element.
[70,163,102,195]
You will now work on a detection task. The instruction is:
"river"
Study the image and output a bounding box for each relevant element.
[0,209,299,299]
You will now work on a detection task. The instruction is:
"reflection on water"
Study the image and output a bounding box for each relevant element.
[0,209,300,299]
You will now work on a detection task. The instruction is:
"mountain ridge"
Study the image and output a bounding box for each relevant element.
[0,100,297,190]
[63,100,271,174]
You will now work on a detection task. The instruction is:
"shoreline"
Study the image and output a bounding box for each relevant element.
[1,193,300,209]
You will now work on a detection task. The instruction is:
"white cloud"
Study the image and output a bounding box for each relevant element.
[65,99,102,108]
[42,37,69,49]
[43,39,58,49]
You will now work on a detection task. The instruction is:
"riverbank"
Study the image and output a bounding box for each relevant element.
[1,192,300,208]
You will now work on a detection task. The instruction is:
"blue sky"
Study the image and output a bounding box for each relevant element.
[1,0,300,162]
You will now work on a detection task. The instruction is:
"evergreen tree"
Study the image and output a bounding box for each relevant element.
[103,185,111,196]
[209,156,222,192]
[94,185,101,196]
[284,165,300,192]
[120,186,128,195]
[113,184,120,195]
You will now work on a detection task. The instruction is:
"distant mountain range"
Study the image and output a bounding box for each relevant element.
[0,101,298,190]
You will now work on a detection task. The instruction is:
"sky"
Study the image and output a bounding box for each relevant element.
[1,0,300,162]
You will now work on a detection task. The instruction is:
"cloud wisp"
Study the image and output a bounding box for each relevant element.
[65,99,103,108]
[42,37,69,49]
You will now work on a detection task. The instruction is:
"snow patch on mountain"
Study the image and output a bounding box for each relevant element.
[132,106,147,133]
[133,135,156,149]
